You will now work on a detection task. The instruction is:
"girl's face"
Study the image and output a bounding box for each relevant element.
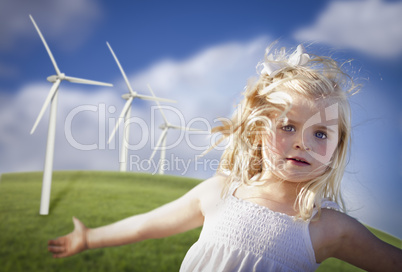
[263,93,340,183]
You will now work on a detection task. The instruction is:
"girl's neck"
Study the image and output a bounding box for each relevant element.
[236,177,301,216]
[250,171,307,205]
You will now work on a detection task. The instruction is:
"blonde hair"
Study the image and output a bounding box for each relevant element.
[213,44,359,220]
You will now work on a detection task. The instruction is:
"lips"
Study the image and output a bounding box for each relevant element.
[286,157,311,165]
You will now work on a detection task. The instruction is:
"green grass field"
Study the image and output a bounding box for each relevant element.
[0,171,400,271]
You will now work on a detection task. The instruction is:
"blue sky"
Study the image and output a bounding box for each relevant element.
[1,0,402,239]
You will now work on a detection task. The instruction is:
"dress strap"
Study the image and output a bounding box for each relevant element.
[311,198,341,219]
[321,198,341,211]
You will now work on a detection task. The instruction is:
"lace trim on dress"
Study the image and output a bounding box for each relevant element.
[321,197,341,211]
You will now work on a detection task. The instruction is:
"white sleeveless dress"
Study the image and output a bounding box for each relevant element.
[180,183,340,272]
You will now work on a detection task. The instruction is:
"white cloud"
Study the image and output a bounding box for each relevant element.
[0,0,102,52]
[0,37,270,179]
[293,0,402,58]
[128,37,269,120]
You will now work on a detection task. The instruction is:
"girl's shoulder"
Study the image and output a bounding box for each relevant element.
[196,173,228,216]
[310,199,346,242]
[309,204,361,263]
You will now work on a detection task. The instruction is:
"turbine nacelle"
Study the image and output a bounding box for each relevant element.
[120,92,175,103]
[47,73,112,87]
[122,93,135,100]
[47,74,65,82]
[159,123,170,130]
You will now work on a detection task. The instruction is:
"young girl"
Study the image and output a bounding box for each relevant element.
[48,43,402,271]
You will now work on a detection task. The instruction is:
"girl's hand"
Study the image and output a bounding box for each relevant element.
[48,217,89,258]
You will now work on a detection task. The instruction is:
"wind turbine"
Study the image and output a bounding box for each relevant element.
[106,42,176,171]
[148,84,201,175]
[29,15,113,215]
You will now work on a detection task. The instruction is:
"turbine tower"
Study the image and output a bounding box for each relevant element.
[148,84,201,175]
[106,42,176,171]
[29,15,113,215]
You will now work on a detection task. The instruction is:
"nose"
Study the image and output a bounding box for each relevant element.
[293,133,311,151]
[293,143,310,151]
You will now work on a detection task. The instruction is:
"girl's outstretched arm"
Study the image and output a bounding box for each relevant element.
[311,209,402,271]
[48,175,225,258]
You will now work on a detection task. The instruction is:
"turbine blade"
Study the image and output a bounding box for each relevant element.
[29,15,61,75]
[188,127,204,132]
[30,79,61,134]
[136,94,176,103]
[147,84,169,124]
[149,146,158,162]
[64,75,113,87]
[106,42,135,95]
[161,130,168,150]
[169,125,203,131]
[108,97,133,143]
[149,129,168,161]
[169,125,185,130]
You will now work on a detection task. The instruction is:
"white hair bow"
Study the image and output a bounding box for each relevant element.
[261,44,310,77]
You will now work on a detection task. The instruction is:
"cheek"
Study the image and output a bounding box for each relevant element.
[314,142,328,156]
[327,142,339,160]
[311,140,338,165]
[270,138,288,157]
[271,131,291,154]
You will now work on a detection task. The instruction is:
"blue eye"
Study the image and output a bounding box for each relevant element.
[282,125,295,132]
[315,131,327,139]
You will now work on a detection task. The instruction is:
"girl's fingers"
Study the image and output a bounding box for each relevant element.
[48,238,65,246]
[48,245,65,253]
[48,238,69,256]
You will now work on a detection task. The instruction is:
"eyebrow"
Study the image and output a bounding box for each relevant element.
[315,125,336,133]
